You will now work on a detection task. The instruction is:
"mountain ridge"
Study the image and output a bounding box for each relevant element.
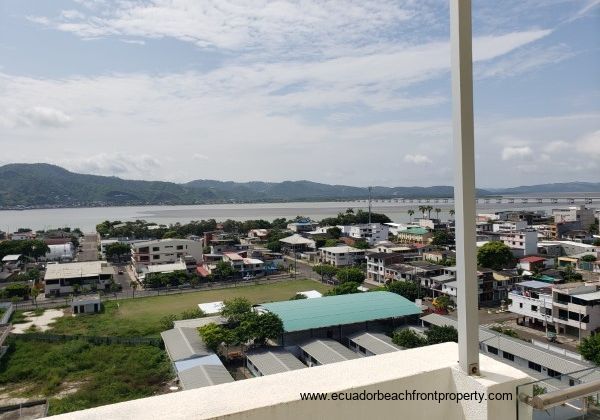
[0,163,598,208]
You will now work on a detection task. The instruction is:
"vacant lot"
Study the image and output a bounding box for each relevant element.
[49,279,330,337]
[0,338,171,415]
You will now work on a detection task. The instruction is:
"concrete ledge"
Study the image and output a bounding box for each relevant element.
[52,343,532,420]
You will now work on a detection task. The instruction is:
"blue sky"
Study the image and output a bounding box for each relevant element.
[0,0,598,187]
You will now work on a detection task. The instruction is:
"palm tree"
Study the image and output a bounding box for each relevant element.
[449,209,455,219]
[435,208,441,220]
[426,205,434,218]
[407,209,415,223]
[418,205,426,218]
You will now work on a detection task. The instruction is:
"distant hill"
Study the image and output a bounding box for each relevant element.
[0,163,597,209]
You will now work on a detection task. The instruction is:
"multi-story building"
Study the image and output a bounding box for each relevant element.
[551,282,600,338]
[339,224,389,245]
[538,240,600,257]
[130,238,203,273]
[394,227,432,244]
[492,220,528,233]
[44,261,113,296]
[552,206,596,231]
[319,246,365,267]
[508,280,554,328]
[498,229,538,257]
[365,252,405,284]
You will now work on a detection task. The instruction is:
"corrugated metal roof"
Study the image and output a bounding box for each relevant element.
[516,280,553,289]
[572,291,600,301]
[299,339,360,365]
[260,292,421,333]
[160,327,210,362]
[246,348,306,375]
[178,364,234,390]
[420,313,594,375]
[346,331,401,354]
[279,234,315,245]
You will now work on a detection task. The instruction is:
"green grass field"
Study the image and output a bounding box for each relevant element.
[0,338,171,415]
[49,279,330,337]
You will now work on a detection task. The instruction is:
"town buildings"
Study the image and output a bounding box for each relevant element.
[318,246,365,267]
[130,238,203,273]
[43,261,113,296]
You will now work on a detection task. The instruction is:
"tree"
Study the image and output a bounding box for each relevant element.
[105,242,130,262]
[593,238,600,246]
[336,267,365,284]
[425,325,458,344]
[290,293,307,300]
[387,281,419,301]
[221,297,252,324]
[407,209,415,223]
[581,255,597,262]
[449,209,455,218]
[354,240,370,250]
[579,334,600,365]
[326,281,361,296]
[392,329,426,348]
[326,227,342,239]
[198,323,235,352]
[324,239,339,247]
[29,287,40,306]
[426,205,434,218]
[432,295,451,312]
[431,230,454,246]
[434,208,441,219]
[159,314,177,330]
[313,264,338,282]
[251,312,284,344]
[418,205,426,218]
[477,242,514,270]
[213,260,235,279]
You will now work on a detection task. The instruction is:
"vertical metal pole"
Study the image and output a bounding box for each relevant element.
[450,0,479,375]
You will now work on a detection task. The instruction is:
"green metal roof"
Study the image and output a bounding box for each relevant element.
[260,291,421,332]
[399,227,429,235]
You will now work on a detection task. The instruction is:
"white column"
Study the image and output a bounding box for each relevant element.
[450,0,479,375]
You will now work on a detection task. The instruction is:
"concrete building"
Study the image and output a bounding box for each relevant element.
[553,206,596,231]
[279,234,315,253]
[552,283,600,339]
[44,261,113,296]
[318,246,365,267]
[498,229,538,257]
[492,220,528,233]
[538,240,600,257]
[508,281,554,328]
[340,223,389,245]
[45,243,75,262]
[130,239,203,273]
[71,294,101,315]
[365,252,405,284]
[394,227,432,244]
[287,219,318,233]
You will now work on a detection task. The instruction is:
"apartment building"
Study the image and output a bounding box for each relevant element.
[552,282,600,338]
[319,246,365,267]
[498,229,538,257]
[394,227,432,244]
[538,240,600,257]
[44,261,113,297]
[552,206,596,230]
[131,238,203,272]
[365,252,406,284]
[508,280,554,328]
[339,224,389,245]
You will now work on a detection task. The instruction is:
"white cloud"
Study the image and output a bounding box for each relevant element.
[192,153,209,160]
[58,153,161,178]
[501,146,533,160]
[576,130,600,156]
[19,106,72,128]
[404,154,432,164]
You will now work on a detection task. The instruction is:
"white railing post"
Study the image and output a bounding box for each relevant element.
[450,0,479,375]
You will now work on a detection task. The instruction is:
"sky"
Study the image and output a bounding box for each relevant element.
[0,0,599,188]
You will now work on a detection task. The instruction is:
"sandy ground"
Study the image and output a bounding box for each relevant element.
[11,309,64,334]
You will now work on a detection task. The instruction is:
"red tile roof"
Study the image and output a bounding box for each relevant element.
[520,256,546,263]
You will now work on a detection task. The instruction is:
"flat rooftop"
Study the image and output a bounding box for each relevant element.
[44,261,112,280]
[259,292,421,332]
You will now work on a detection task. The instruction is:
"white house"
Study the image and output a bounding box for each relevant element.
[44,261,113,296]
[499,229,538,257]
[319,246,365,267]
[340,224,389,245]
[508,280,554,328]
[131,238,203,272]
[45,243,75,262]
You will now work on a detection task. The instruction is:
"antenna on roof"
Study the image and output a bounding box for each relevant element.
[368,186,372,225]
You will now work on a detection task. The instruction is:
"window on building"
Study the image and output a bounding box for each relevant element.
[519,303,523,308]
[503,352,515,361]
[152,247,159,251]
[531,305,538,312]
[177,245,183,250]
[528,361,542,372]
[487,346,498,355]
[153,254,160,260]
[547,369,561,378]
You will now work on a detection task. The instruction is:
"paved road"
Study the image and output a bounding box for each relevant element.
[76,234,99,262]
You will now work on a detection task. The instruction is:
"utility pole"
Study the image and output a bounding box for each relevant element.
[368,186,372,225]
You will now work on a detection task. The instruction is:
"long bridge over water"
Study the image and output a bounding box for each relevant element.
[351,196,599,205]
